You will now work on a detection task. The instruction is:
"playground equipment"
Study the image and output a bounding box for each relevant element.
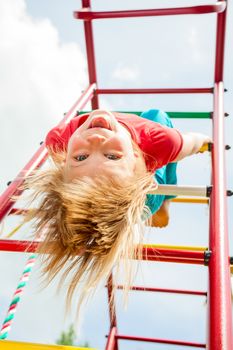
[0,1,232,349]
[0,339,96,350]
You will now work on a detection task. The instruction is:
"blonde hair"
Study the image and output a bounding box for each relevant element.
[24,149,155,315]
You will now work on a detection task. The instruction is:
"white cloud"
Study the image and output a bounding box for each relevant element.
[0,0,87,192]
[112,63,140,81]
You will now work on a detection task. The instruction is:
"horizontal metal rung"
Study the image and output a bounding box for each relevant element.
[0,241,207,253]
[96,88,213,94]
[149,185,209,197]
[74,3,226,20]
[143,244,207,252]
[171,197,209,204]
[0,240,38,253]
[78,111,212,119]
[116,334,206,348]
[13,201,212,215]
[0,240,207,265]
[116,285,207,296]
[141,246,206,265]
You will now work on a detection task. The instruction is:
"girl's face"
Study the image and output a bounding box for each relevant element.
[64,110,139,181]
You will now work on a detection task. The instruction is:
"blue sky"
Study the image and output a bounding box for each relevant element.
[0,0,232,349]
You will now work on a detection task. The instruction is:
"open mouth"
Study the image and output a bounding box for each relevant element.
[89,116,112,130]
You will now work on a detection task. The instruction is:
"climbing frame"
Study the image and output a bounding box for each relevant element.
[0,1,232,349]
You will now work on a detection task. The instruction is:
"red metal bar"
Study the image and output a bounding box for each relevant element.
[56,83,96,126]
[96,88,213,95]
[106,275,118,350]
[145,256,204,265]
[0,145,47,222]
[74,3,226,21]
[105,327,117,350]
[0,240,38,253]
[116,334,206,348]
[214,1,227,82]
[0,84,96,222]
[0,240,206,265]
[143,247,205,260]
[82,0,99,109]
[117,285,207,296]
[208,83,233,349]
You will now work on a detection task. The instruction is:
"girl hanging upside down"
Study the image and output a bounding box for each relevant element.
[26,109,211,310]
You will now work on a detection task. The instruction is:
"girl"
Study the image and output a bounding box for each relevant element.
[27,109,210,311]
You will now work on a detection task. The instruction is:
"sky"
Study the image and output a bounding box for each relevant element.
[0,0,233,349]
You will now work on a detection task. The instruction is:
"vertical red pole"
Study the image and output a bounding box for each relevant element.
[105,327,118,350]
[214,1,227,82]
[106,274,118,350]
[82,0,99,109]
[208,82,233,349]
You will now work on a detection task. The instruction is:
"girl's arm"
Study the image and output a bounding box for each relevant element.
[173,132,212,162]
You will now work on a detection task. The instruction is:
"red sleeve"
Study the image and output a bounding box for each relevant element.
[45,115,88,152]
[45,123,72,152]
[148,125,183,168]
[115,113,183,170]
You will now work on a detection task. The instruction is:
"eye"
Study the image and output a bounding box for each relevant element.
[75,154,89,161]
[105,154,121,160]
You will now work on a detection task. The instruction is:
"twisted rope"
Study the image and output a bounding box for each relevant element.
[0,253,37,339]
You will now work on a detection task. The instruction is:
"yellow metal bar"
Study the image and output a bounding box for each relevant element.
[171,197,209,204]
[0,340,97,350]
[199,143,212,153]
[4,222,24,238]
[143,244,208,252]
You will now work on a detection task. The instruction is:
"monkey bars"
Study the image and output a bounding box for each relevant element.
[77,1,232,349]
[0,1,232,349]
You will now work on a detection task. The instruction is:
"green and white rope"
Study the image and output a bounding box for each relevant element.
[0,253,37,339]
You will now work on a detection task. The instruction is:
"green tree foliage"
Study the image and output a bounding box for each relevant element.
[56,324,76,345]
[56,324,90,347]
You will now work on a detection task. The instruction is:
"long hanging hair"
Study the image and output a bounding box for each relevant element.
[24,146,155,315]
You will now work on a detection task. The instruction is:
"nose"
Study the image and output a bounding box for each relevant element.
[87,134,106,144]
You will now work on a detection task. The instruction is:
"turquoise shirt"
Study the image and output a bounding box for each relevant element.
[140,110,178,215]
